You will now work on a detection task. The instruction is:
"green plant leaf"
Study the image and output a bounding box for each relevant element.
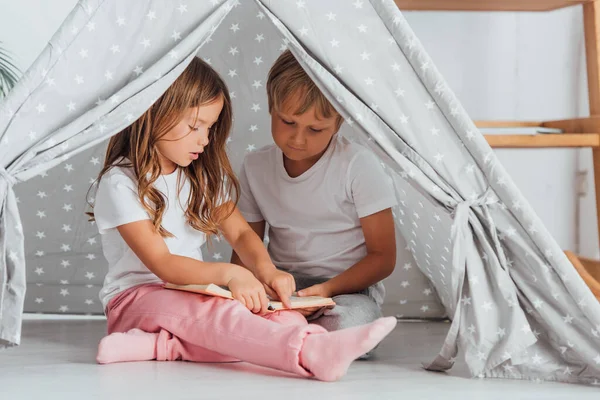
[0,41,21,98]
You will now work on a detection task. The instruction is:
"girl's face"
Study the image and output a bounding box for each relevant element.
[155,96,224,174]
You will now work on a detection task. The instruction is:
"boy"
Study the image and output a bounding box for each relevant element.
[231,50,397,339]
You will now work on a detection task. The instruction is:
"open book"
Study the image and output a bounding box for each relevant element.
[164,282,336,311]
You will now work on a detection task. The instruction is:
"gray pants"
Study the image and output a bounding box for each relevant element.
[292,274,383,332]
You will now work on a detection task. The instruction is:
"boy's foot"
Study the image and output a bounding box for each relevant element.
[96,328,158,364]
[299,316,396,381]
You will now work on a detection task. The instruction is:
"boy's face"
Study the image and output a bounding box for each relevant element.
[271,101,340,164]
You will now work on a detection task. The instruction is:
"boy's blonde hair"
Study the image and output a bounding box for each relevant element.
[267,50,343,127]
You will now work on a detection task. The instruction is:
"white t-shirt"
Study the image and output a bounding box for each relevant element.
[94,165,207,311]
[237,135,397,305]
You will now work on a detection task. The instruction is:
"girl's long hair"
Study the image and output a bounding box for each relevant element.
[88,57,239,239]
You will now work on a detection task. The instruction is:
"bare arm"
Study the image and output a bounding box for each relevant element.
[230,220,268,277]
[117,220,241,286]
[227,216,295,307]
[299,208,396,298]
[117,211,271,313]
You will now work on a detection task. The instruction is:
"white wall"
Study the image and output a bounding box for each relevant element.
[402,8,598,258]
[1,2,598,259]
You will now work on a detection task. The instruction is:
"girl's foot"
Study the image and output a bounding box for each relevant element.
[96,328,158,364]
[299,316,396,381]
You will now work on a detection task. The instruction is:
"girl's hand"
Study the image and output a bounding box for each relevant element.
[260,268,296,309]
[227,269,270,314]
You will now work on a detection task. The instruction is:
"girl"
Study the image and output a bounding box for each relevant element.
[90,57,396,382]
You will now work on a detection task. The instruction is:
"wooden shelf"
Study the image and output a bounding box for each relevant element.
[485,133,600,148]
[565,251,600,301]
[473,119,600,148]
[395,0,592,12]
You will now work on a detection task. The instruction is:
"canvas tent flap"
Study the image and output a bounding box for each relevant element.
[1,0,599,385]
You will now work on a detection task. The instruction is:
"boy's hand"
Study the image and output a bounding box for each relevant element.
[260,269,295,309]
[227,269,270,314]
[297,282,332,299]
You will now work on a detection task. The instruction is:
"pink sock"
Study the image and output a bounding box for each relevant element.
[96,328,158,364]
[299,316,397,382]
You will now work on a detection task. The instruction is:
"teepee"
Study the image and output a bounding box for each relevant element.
[1,0,599,385]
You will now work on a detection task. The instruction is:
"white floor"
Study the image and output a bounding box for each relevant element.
[1,316,598,400]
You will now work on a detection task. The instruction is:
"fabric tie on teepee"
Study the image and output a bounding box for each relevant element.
[0,166,16,188]
[0,163,25,348]
[423,187,497,372]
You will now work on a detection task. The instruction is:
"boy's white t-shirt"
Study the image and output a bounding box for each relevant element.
[237,135,397,305]
[94,164,207,311]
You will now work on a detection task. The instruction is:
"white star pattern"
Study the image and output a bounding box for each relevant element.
[563,315,574,324]
[7,7,591,377]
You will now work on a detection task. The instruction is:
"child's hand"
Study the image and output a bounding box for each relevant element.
[227,269,270,314]
[297,283,331,299]
[261,269,295,309]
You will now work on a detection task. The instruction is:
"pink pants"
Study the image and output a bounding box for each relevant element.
[105,283,323,377]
